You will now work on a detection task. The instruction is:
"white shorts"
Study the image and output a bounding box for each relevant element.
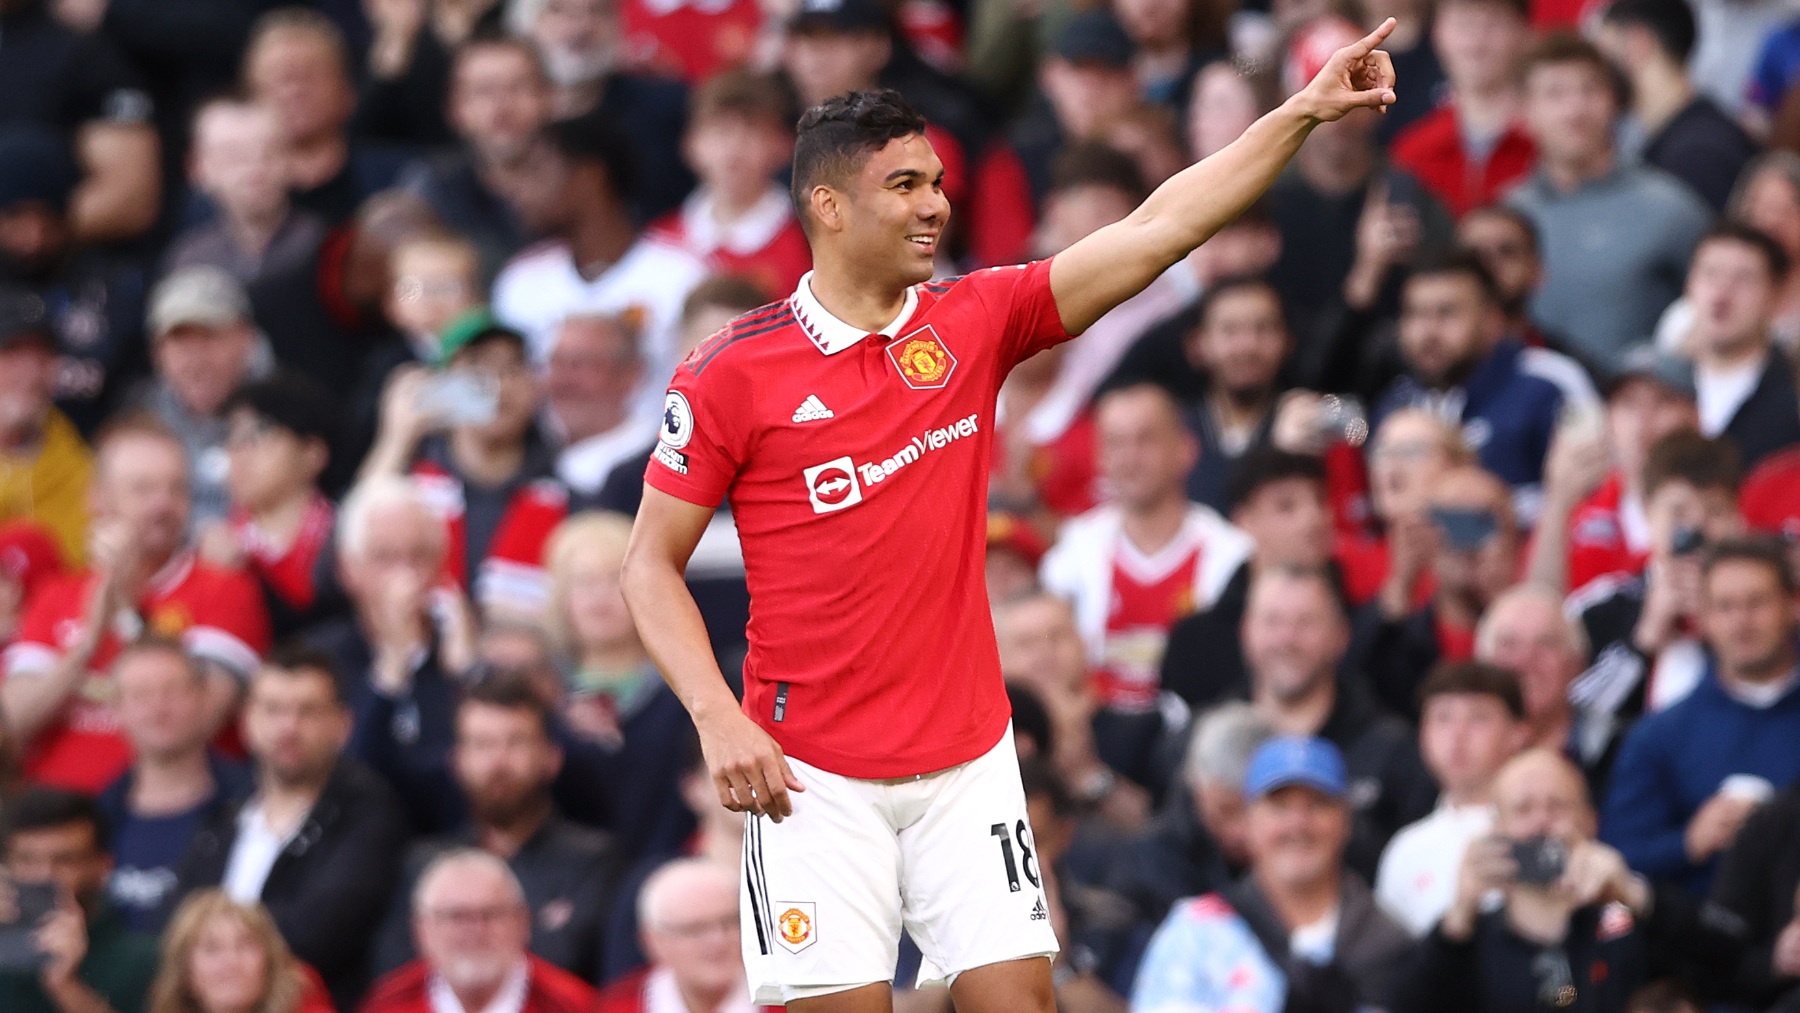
[740,724,1060,1004]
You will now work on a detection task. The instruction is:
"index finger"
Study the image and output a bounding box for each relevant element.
[1347,17,1397,58]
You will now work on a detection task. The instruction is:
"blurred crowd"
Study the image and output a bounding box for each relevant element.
[3,0,1800,1009]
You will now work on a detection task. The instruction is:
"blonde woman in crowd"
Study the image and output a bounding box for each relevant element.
[148,891,333,1013]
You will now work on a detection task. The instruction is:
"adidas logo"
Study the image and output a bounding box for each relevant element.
[1029,897,1048,922]
[792,394,835,423]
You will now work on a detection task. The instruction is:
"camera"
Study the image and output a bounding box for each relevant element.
[1509,836,1568,886]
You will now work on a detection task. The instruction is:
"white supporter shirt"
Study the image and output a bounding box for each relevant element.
[1695,356,1765,437]
[1374,802,1494,937]
[643,965,760,1013]
[556,415,660,497]
[220,802,297,904]
[428,959,530,1013]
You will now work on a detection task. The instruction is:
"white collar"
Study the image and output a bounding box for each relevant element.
[643,964,758,1013]
[681,187,794,257]
[557,415,660,491]
[789,272,917,355]
[428,959,530,1013]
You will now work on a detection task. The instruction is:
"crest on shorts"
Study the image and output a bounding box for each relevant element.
[888,326,956,390]
[775,902,816,953]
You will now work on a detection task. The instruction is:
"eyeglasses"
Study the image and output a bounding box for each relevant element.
[421,905,523,927]
[652,914,736,939]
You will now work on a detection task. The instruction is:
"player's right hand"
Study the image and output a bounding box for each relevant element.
[698,710,806,822]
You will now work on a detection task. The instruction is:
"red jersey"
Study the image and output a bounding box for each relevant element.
[1743,446,1800,541]
[411,462,569,616]
[645,261,1068,777]
[360,956,594,1013]
[1094,544,1202,711]
[645,189,812,299]
[1389,106,1537,219]
[622,0,761,81]
[1564,472,1651,591]
[230,494,334,610]
[3,552,270,793]
[594,966,777,1013]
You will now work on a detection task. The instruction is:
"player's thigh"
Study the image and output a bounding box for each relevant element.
[786,982,895,1013]
[743,759,905,1000]
[948,956,1056,1013]
[896,733,1059,986]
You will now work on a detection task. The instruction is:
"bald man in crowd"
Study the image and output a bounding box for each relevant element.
[595,858,776,1012]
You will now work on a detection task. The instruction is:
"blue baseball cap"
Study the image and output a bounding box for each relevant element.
[1244,736,1347,800]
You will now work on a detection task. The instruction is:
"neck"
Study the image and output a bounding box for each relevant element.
[1506,886,1574,944]
[1698,335,1768,372]
[569,207,637,279]
[1633,64,1695,134]
[1441,781,1493,810]
[580,639,650,674]
[677,977,731,1013]
[1255,868,1340,930]
[248,489,317,550]
[1455,84,1518,136]
[0,415,45,455]
[809,265,911,334]
[1255,679,1337,737]
[258,771,329,831]
[475,798,552,858]
[1543,145,1616,192]
[451,428,526,486]
[286,133,349,190]
[1529,708,1573,754]
[451,977,507,1013]
[554,80,603,119]
[1724,646,1799,690]
[225,204,289,259]
[1120,496,1189,554]
[1209,386,1273,429]
[1299,144,1374,196]
[563,407,626,446]
[130,749,215,816]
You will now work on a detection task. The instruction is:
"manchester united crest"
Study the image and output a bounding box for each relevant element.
[775,902,816,953]
[887,326,957,389]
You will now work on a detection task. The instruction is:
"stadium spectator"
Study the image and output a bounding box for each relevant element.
[174,646,409,1008]
[995,589,1154,822]
[304,476,468,833]
[1375,661,1526,936]
[1453,205,1562,351]
[241,8,409,225]
[1241,565,1437,877]
[647,70,811,298]
[1104,702,1273,938]
[544,314,652,500]
[490,115,707,392]
[352,0,505,150]
[1171,277,1294,513]
[594,859,766,1012]
[206,374,338,638]
[1680,223,1800,471]
[1340,408,1467,606]
[3,418,269,794]
[372,675,622,981]
[619,0,763,83]
[1395,749,1666,1013]
[1378,254,1597,519]
[1707,778,1800,1008]
[1356,465,1519,722]
[163,98,326,286]
[1725,153,1800,348]
[1506,33,1711,373]
[512,0,694,219]
[0,520,62,645]
[398,36,555,280]
[1112,0,1225,108]
[0,282,91,563]
[1595,0,1757,214]
[1741,441,1800,561]
[0,788,160,1013]
[362,315,565,618]
[1602,538,1800,896]
[1042,384,1253,743]
[1184,59,1268,163]
[146,890,334,1013]
[992,342,1101,523]
[1011,10,1141,206]
[1528,345,1698,595]
[1569,432,1742,754]
[99,640,251,934]
[377,235,484,376]
[134,267,262,528]
[1473,584,1590,769]
[1131,736,1413,1012]
[360,849,596,1013]
[0,125,149,436]
[1389,0,1535,218]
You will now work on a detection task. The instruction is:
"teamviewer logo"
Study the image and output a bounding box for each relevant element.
[803,457,862,514]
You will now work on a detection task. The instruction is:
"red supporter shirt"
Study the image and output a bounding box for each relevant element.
[1095,543,1202,711]
[3,552,270,793]
[360,956,594,1013]
[412,462,569,616]
[645,261,1068,777]
[230,494,334,610]
[1743,446,1800,539]
[621,0,761,81]
[646,189,813,299]
[1389,106,1536,219]
[1564,472,1651,591]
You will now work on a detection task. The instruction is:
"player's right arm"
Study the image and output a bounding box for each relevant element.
[622,486,805,822]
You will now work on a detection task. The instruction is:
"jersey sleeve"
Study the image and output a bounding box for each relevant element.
[3,579,80,677]
[185,571,272,679]
[977,258,1070,369]
[642,354,754,509]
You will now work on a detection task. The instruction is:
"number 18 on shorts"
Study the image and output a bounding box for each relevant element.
[739,726,1060,1004]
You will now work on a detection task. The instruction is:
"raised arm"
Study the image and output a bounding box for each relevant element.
[1048,19,1399,335]
[621,486,804,821]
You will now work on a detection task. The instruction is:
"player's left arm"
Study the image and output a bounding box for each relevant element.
[1048,19,1399,335]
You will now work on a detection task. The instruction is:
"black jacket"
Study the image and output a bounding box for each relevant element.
[173,759,410,1009]
[1105,788,1238,930]
[371,815,623,981]
[1709,780,1800,1005]
[1318,678,1440,880]
[1224,872,1414,1012]
[1719,349,1800,473]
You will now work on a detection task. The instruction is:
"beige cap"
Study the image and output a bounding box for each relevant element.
[147,266,252,338]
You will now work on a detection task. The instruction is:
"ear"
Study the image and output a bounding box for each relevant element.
[809,184,845,234]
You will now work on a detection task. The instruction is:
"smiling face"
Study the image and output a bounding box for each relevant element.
[807,133,950,288]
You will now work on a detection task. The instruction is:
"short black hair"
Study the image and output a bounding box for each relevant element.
[790,89,928,234]
[223,370,337,448]
[1698,220,1792,281]
[1405,250,1503,305]
[3,787,109,854]
[548,112,639,204]
[1227,449,1327,514]
[1601,0,1697,61]
[1704,536,1799,598]
[460,672,554,739]
[1462,204,1541,257]
[1642,430,1740,499]
[1049,141,1146,202]
[1419,660,1526,720]
[256,642,346,704]
[1194,274,1283,332]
